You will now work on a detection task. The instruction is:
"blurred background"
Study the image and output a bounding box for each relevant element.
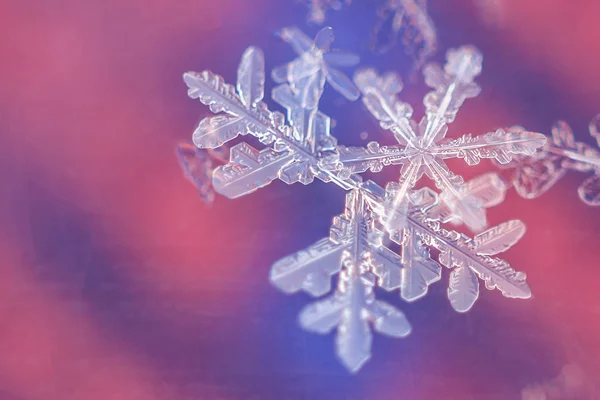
[1,0,599,399]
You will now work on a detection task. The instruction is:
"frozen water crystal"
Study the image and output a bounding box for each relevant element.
[323,47,545,232]
[499,114,600,206]
[181,27,541,372]
[272,27,360,109]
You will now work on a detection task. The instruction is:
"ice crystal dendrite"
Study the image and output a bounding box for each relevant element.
[182,27,541,372]
[322,49,546,232]
[271,173,527,371]
[499,115,600,206]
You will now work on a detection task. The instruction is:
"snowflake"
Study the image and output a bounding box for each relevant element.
[498,115,600,206]
[181,27,542,372]
[321,48,545,232]
[272,27,360,109]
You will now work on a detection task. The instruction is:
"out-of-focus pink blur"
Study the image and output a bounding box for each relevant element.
[0,1,599,399]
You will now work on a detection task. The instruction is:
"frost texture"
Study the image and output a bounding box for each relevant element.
[182,27,537,372]
[500,115,600,206]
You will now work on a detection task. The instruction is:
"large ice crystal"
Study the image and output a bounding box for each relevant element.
[181,27,542,372]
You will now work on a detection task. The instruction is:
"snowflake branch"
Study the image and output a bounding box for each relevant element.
[501,115,600,206]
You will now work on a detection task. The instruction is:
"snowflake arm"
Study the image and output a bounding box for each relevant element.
[435,129,547,165]
[421,46,482,147]
[354,68,416,145]
[394,183,531,304]
[320,142,410,177]
[501,115,600,205]
[271,190,403,296]
[365,179,530,310]
[415,217,530,312]
[184,45,360,198]
[271,190,409,372]
[272,27,360,109]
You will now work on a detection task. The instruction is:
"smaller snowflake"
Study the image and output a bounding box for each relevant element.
[272,27,360,109]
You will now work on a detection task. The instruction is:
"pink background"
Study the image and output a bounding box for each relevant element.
[0,1,599,399]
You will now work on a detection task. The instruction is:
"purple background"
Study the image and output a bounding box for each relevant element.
[0,1,599,399]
